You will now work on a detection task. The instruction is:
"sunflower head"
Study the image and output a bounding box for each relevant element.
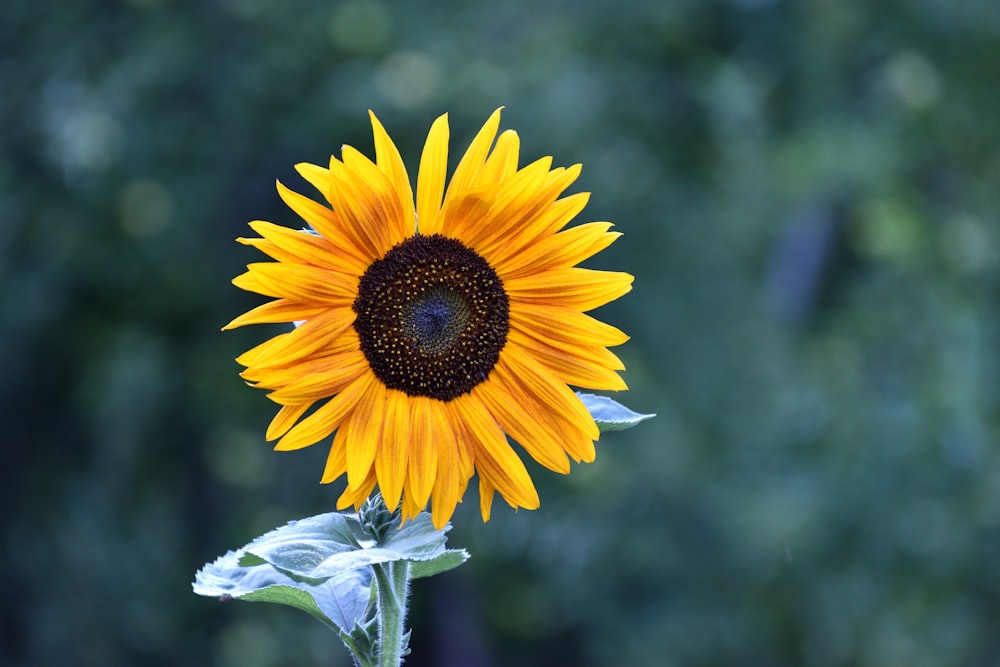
[226,109,632,529]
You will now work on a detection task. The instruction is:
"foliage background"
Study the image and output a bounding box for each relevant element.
[3,0,1000,665]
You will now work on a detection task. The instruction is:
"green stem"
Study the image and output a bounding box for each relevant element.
[373,560,411,667]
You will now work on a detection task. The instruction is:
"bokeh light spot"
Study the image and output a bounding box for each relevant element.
[329,1,392,55]
[118,179,173,238]
[375,50,440,109]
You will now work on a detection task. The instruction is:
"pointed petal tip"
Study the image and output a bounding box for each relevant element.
[246,219,269,232]
[485,107,504,129]
[292,162,323,178]
[220,308,250,330]
[368,112,391,148]
[522,488,541,510]
[380,487,401,513]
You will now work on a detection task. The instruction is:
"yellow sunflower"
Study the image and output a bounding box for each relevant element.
[226,109,632,529]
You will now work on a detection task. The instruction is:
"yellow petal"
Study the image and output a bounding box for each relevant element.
[451,394,539,510]
[479,190,589,268]
[510,303,629,348]
[337,463,378,510]
[405,396,438,511]
[265,402,312,441]
[345,379,385,487]
[473,379,570,473]
[504,267,634,311]
[276,178,333,229]
[429,405,461,530]
[223,299,325,330]
[494,222,621,280]
[320,424,349,483]
[440,186,495,238]
[235,262,357,304]
[478,476,496,522]
[493,353,597,462]
[237,235,350,273]
[241,328,362,386]
[400,488,424,525]
[498,351,597,440]
[369,111,415,233]
[473,185,588,271]
[265,352,369,403]
[275,180,368,266]
[444,108,503,206]
[294,162,332,201]
[328,151,409,261]
[443,400,476,482]
[454,157,553,249]
[243,322,361,376]
[479,352,599,466]
[274,372,374,451]
[235,308,355,369]
[481,129,520,183]
[375,388,408,511]
[507,328,628,391]
[415,113,449,235]
[508,320,625,370]
[243,219,370,276]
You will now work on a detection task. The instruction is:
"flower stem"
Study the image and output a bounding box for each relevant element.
[373,559,411,667]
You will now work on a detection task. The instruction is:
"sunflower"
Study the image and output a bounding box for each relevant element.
[226,109,632,529]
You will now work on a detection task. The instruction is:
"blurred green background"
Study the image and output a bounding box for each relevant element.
[3,0,1000,665]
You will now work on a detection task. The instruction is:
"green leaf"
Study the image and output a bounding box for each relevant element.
[379,513,453,560]
[577,392,655,431]
[238,512,368,584]
[193,509,470,635]
[193,549,372,632]
[244,512,454,582]
[410,549,470,580]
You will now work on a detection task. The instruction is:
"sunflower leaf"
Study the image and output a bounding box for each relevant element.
[193,510,468,633]
[379,513,454,560]
[235,512,368,583]
[410,549,470,580]
[192,548,372,633]
[577,392,655,431]
[242,512,454,581]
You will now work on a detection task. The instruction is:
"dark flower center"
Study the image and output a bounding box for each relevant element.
[352,234,509,401]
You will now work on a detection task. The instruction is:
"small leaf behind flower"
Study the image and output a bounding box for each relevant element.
[577,392,655,431]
